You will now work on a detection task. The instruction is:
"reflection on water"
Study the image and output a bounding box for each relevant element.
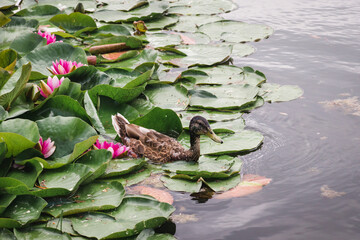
[174,0,360,239]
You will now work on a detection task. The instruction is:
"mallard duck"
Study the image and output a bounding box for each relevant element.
[112,113,223,163]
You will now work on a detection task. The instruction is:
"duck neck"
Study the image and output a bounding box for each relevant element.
[189,131,201,161]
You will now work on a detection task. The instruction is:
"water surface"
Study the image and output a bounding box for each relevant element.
[174,0,360,239]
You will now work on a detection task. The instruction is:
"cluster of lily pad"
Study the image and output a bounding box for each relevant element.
[0,0,303,239]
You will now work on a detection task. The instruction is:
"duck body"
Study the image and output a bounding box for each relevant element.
[112,113,222,163]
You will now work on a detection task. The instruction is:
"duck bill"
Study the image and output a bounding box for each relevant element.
[206,130,223,144]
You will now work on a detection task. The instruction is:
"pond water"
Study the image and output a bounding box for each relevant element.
[174,0,360,239]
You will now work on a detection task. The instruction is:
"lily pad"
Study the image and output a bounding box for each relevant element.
[76,149,112,184]
[0,194,16,215]
[36,116,97,163]
[132,107,183,138]
[0,118,39,158]
[146,15,179,30]
[50,12,97,35]
[2,195,47,225]
[104,49,158,71]
[105,167,152,186]
[6,159,43,188]
[191,65,266,86]
[161,176,202,193]
[10,33,46,55]
[34,163,92,197]
[259,83,304,102]
[0,177,31,195]
[199,20,274,43]
[0,49,17,71]
[18,42,87,78]
[203,174,241,192]
[166,44,232,67]
[189,84,259,110]
[92,2,169,23]
[144,84,189,111]
[44,181,125,217]
[178,130,264,155]
[0,228,16,240]
[101,158,146,178]
[170,15,223,33]
[101,0,149,11]
[14,227,71,240]
[0,62,32,110]
[146,33,182,48]
[46,218,78,236]
[179,110,243,127]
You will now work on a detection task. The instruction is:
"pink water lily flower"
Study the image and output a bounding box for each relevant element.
[94,139,129,159]
[48,59,84,75]
[37,30,57,45]
[38,137,56,158]
[38,76,64,98]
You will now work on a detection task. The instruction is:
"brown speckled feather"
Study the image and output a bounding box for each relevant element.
[112,113,194,163]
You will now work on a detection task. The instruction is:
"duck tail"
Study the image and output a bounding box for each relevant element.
[111,113,129,142]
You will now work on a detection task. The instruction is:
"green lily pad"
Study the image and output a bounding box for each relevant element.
[36,116,97,162]
[168,0,236,15]
[60,65,113,90]
[146,33,182,48]
[166,44,232,67]
[259,83,304,102]
[106,167,152,186]
[0,177,30,195]
[189,84,259,110]
[0,17,38,49]
[92,2,169,23]
[179,110,243,127]
[14,227,71,240]
[91,24,131,37]
[83,91,106,134]
[144,84,189,111]
[10,33,46,55]
[222,43,255,58]
[25,95,91,125]
[6,159,43,188]
[101,158,146,178]
[15,5,60,17]
[170,15,223,33]
[18,42,87,79]
[191,65,266,86]
[0,49,17,71]
[34,163,92,197]
[91,35,143,49]
[203,174,241,192]
[178,130,264,155]
[101,0,148,11]
[0,228,16,239]
[44,181,125,217]
[2,195,47,225]
[132,107,183,138]
[0,62,32,110]
[0,194,16,215]
[0,118,39,157]
[46,218,78,236]
[108,195,175,230]
[0,218,21,228]
[76,149,112,184]
[50,12,97,35]
[103,49,158,71]
[146,15,179,30]
[161,176,202,193]
[0,12,11,27]
[199,20,274,43]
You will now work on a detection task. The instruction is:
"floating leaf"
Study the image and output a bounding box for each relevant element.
[0,12,11,27]
[101,158,146,178]
[132,107,183,138]
[0,228,16,239]
[18,42,87,78]
[10,33,46,55]
[0,118,39,157]
[161,176,202,193]
[44,181,125,217]
[199,20,274,43]
[0,194,16,215]
[144,84,189,111]
[0,63,32,110]
[0,177,30,195]
[170,15,223,33]
[6,159,43,188]
[166,44,232,67]
[34,163,92,197]
[146,15,179,30]
[178,130,264,155]
[189,84,259,110]
[46,218,78,236]
[259,83,304,102]
[83,91,106,134]
[2,195,47,225]
[50,12,96,34]
[203,174,241,192]
[14,227,71,240]
[0,49,17,71]
[146,33,182,48]
[106,168,152,186]
[101,0,148,11]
